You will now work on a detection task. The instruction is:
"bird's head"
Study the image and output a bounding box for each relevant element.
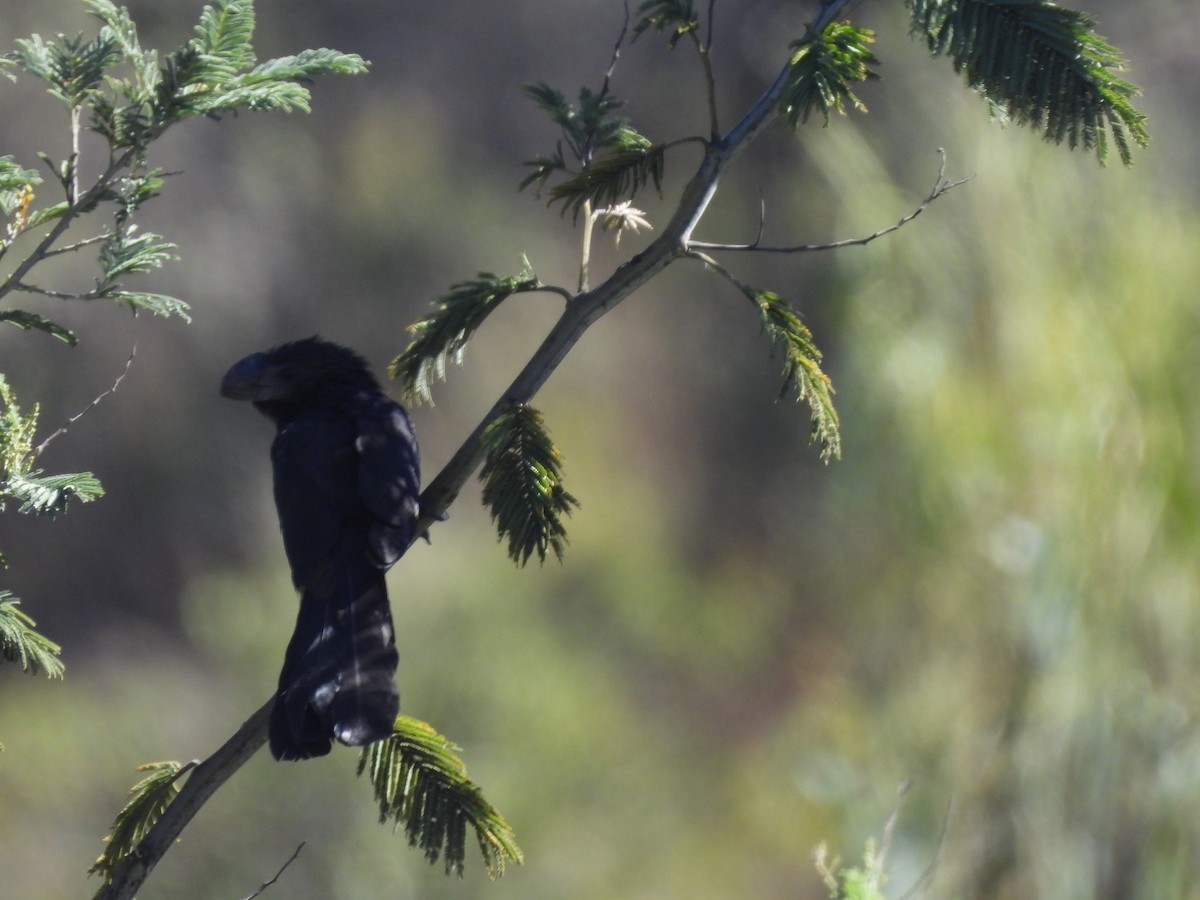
[221,337,379,420]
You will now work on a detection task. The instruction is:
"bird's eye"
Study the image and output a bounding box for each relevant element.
[276,364,297,381]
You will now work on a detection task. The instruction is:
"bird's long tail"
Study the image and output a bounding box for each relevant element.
[269,572,399,761]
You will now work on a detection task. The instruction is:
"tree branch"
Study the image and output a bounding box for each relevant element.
[413,0,858,534]
[95,700,273,900]
[689,149,973,253]
[95,1,870,892]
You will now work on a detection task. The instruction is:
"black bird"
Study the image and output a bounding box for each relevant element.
[221,338,420,760]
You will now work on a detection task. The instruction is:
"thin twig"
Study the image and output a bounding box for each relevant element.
[12,282,105,301]
[690,149,974,253]
[243,842,306,900]
[899,795,953,900]
[598,2,630,102]
[42,233,109,258]
[33,345,136,458]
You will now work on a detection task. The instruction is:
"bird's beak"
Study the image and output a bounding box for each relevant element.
[220,352,271,400]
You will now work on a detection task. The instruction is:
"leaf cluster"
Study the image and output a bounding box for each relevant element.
[89,761,184,889]
[0,374,104,520]
[632,0,701,48]
[780,23,879,128]
[0,0,369,342]
[520,81,665,218]
[357,716,524,878]
[0,592,64,678]
[906,0,1148,164]
[390,266,541,405]
[752,289,840,461]
[479,404,580,565]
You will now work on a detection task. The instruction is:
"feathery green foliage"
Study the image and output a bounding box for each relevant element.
[906,0,1147,164]
[0,593,64,678]
[390,267,541,404]
[0,310,75,344]
[0,374,104,520]
[548,137,666,219]
[520,81,664,217]
[751,288,840,461]
[814,838,889,900]
[89,761,184,889]
[357,716,523,878]
[780,22,879,127]
[479,405,580,565]
[633,0,700,48]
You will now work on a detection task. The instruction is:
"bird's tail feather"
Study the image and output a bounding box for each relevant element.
[270,573,399,761]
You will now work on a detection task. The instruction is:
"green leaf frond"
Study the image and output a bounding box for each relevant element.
[107,290,190,321]
[518,82,648,175]
[751,288,841,461]
[9,29,122,109]
[548,135,666,219]
[89,761,185,888]
[99,224,176,279]
[0,374,38,477]
[0,375,105,513]
[390,266,540,404]
[0,593,64,678]
[6,469,105,516]
[906,0,1148,165]
[0,310,77,344]
[0,156,43,214]
[781,23,879,128]
[479,404,580,565]
[633,0,700,48]
[357,716,524,878]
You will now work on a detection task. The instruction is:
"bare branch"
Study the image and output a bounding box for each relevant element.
[690,149,973,253]
[243,842,306,900]
[33,346,136,458]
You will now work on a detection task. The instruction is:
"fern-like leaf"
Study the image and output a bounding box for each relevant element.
[906,0,1148,164]
[780,23,880,128]
[0,310,76,344]
[479,404,580,565]
[390,267,540,404]
[7,469,105,516]
[633,0,700,47]
[0,593,64,678]
[89,761,184,888]
[357,716,523,878]
[106,290,192,321]
[752,289,841,461]
[548,135,665,218]
[98,225,176,279]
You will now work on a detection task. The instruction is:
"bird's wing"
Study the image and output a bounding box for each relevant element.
[354,392,421,569]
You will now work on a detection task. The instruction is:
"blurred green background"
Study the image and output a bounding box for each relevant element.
[2,1,1198,897]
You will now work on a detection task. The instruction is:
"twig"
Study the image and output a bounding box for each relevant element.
[690,149,974,253]
[899,795,953,900]
[33,345,136,458]
[42,233,109,258]
[243,842,306,900]
[12,281,106,301]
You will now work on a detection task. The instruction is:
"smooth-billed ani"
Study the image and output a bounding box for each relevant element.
[221,337,420,761]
